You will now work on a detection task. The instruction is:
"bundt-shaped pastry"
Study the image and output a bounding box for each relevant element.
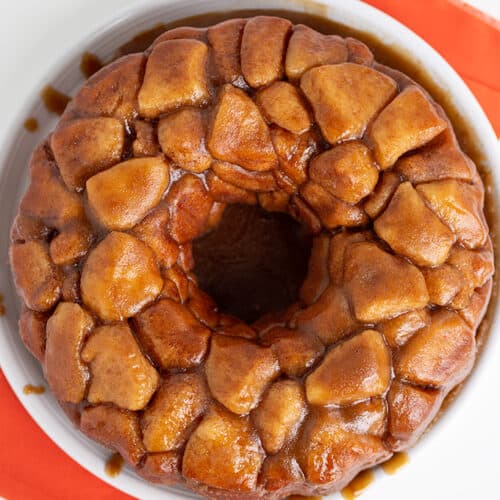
[10,16,493,498]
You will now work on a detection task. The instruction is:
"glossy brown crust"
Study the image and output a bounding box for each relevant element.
[9,16,494,499]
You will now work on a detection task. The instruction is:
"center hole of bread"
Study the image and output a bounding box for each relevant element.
[193,204,312,324]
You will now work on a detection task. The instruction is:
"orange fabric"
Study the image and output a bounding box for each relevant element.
[0,371,134,500]
[1,1,499,499]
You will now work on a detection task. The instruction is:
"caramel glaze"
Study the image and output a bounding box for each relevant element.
[0,292,4,316]
[80,52,103,79]
[115,23,169,58]
[114,6,498,417]
[341,469,375,499]
[105,452,124,477]
[23,117,39,132]
[23,384,45,395]
[41,85,71,115]
[381,452,409,475]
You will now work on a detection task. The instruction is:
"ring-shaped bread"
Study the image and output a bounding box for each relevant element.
[10,16,493,498]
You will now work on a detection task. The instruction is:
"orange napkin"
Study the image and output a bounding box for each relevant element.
[1,1,499,499]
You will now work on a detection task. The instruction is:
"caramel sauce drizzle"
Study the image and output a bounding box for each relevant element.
[23,384,46,395]
[23,117,39,132]
[105,452,124,477]
[115,23,167,57]
[80,52,103,78]
[341,469,375,499]
[41,85,71,115]
[381,452,409,475]
[0,293,5,316]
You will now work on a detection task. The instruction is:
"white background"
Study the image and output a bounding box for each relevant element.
[0,1,498,500]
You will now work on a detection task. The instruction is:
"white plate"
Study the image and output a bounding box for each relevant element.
[0,1,499,499]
